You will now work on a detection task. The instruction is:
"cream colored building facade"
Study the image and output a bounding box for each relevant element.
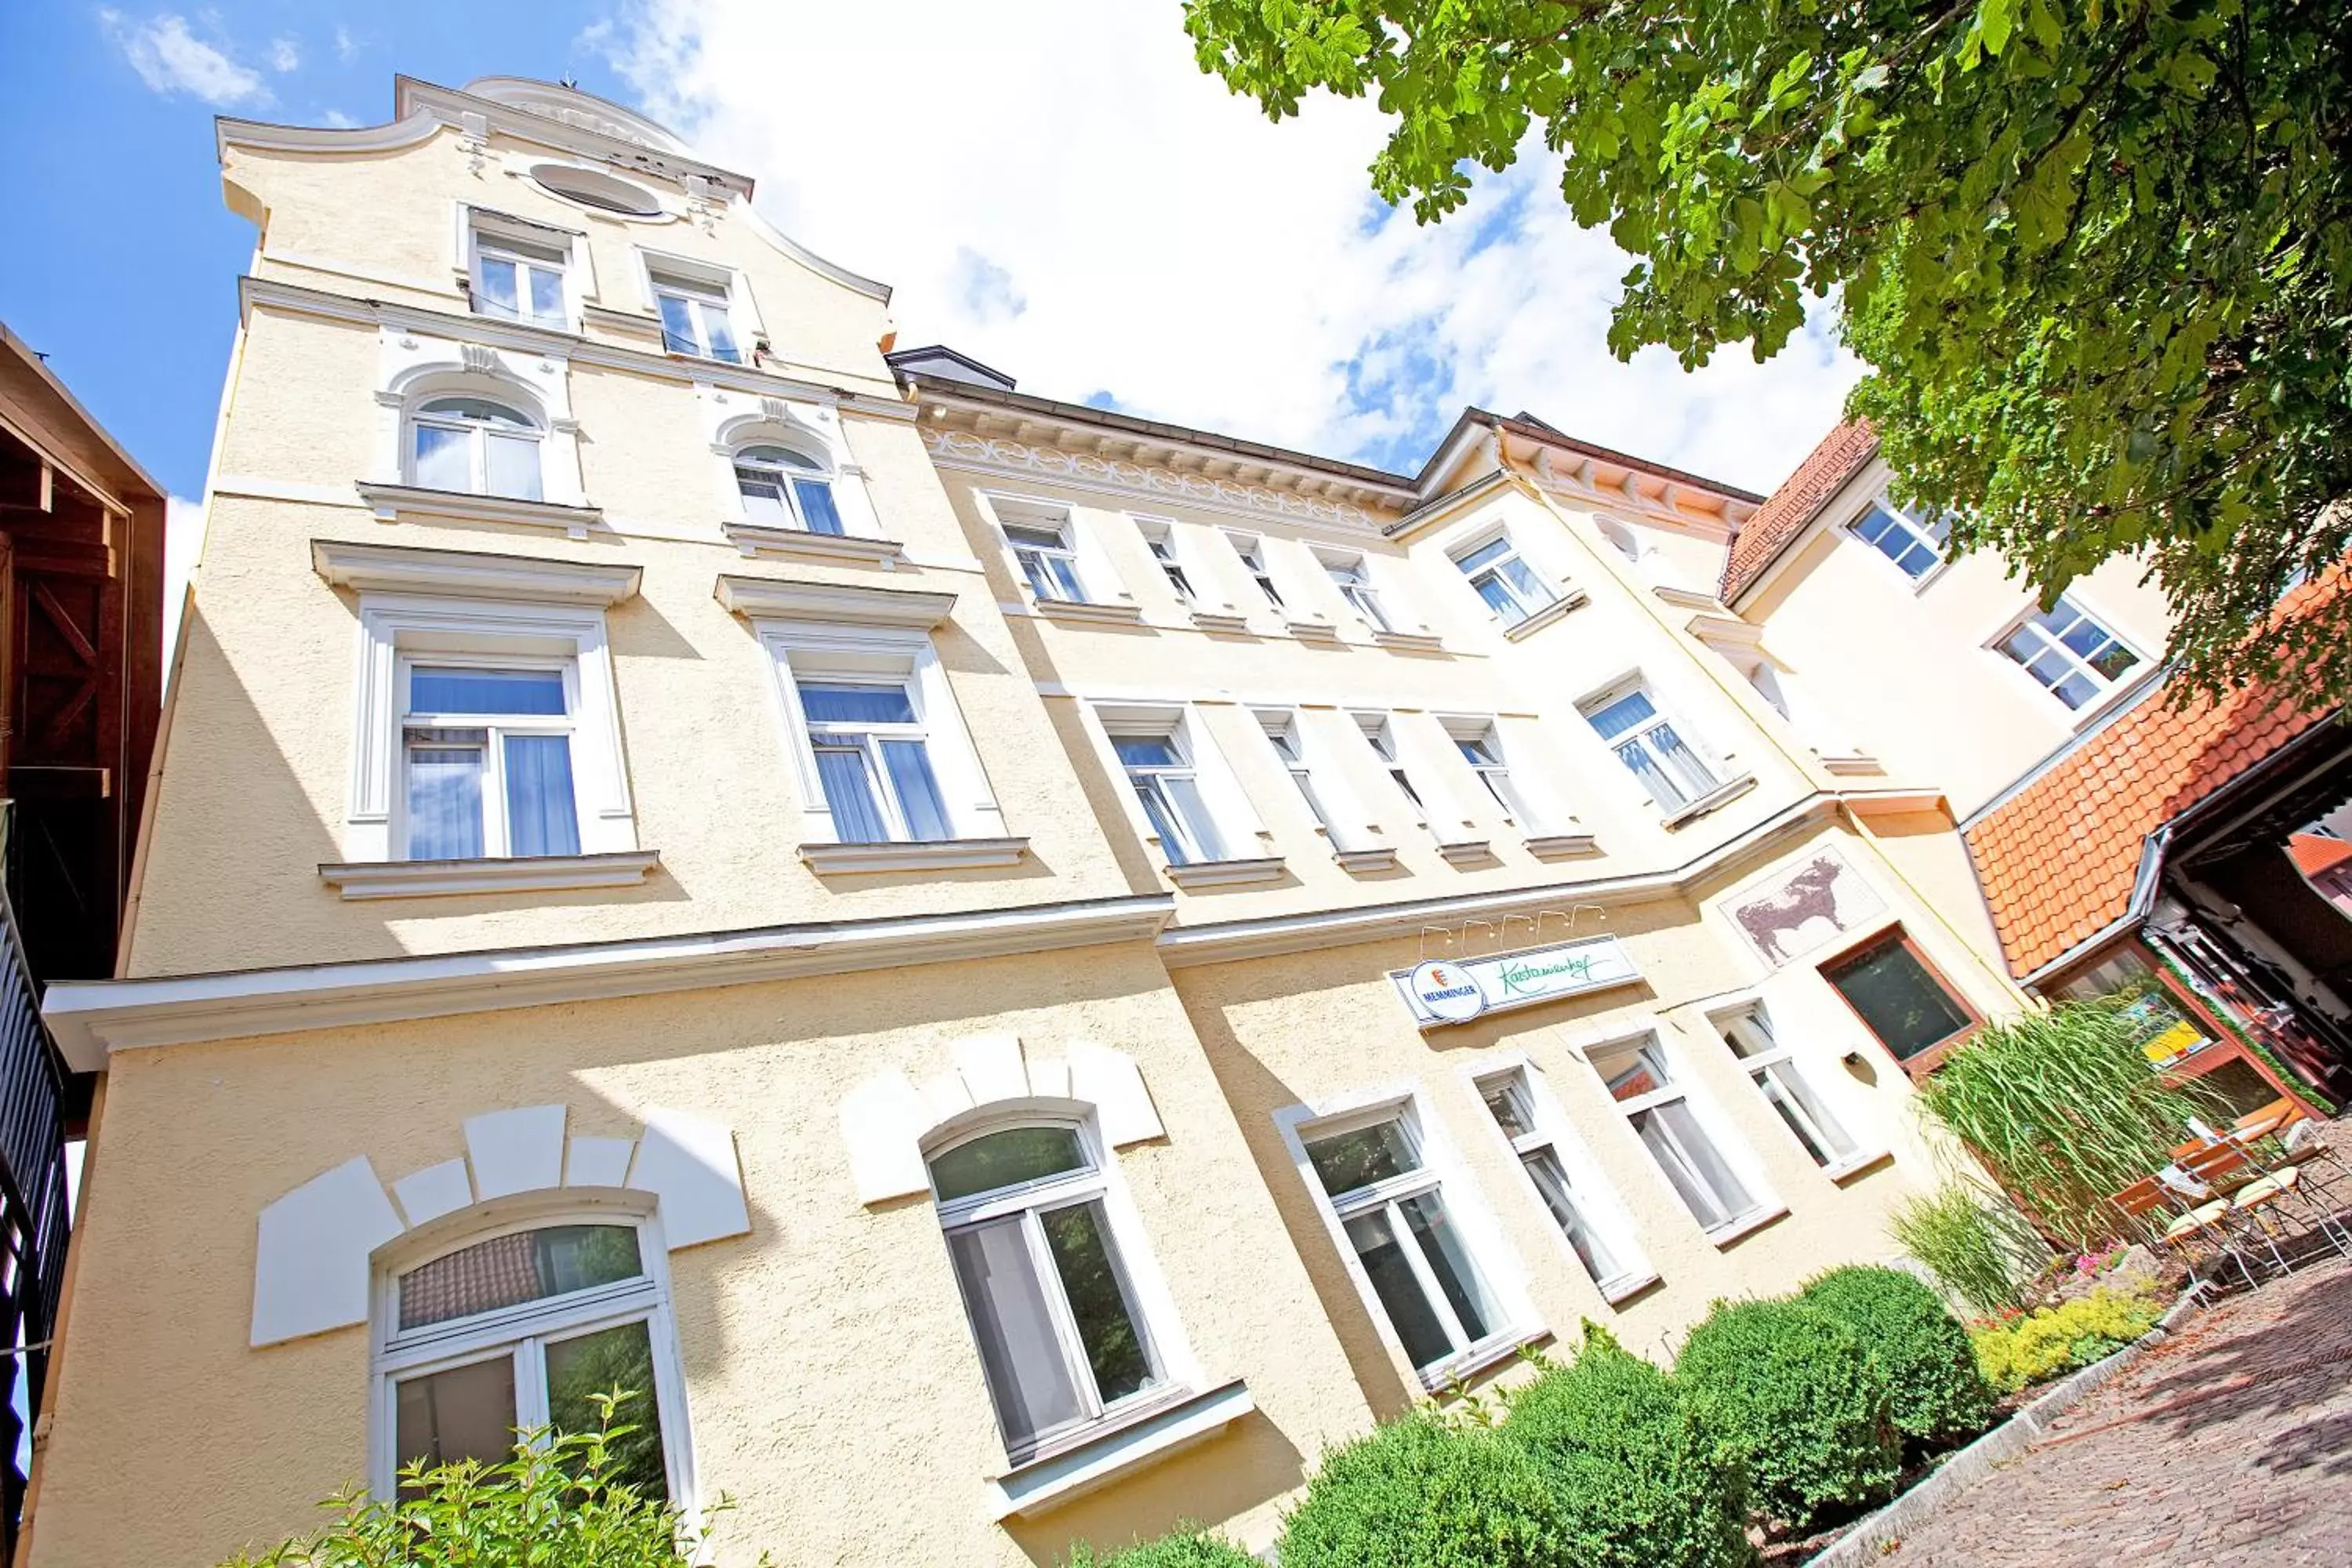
[24,75,2113,1568]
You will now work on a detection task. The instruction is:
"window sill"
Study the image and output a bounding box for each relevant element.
[1817,753,1886,778]
[1186,608,1254,635]
[1436,839,1496,868]
[355,482,603,540]
[1523,833,1600,861]
[798,837,1029,874]
[1823,1149,1895,1185]
[1163,856,1286,889]
[1660,774,1757,829]
[1651,583,1725,611]
[1705,1205,1790,1250]
[1334,844,1400,873]
[1370,629,1446,654]
[1285,618,1341,642]
[1500,589,1588,641]
[724,521,903,565]
[318,850,660,900]
[1599,1270,1663,1306]
[1034,597,1146,626]
[1417,1327,1549,1392]
[988,1379,1254,1521]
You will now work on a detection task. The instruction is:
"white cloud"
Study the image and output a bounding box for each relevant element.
[97,10,273,109]
[162,495,208,685]
[593,1,1858,494]
[319,109,359,129]
[268,37,300,73]
[334,26,359,64]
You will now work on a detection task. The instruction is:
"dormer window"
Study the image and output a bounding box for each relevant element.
[408,397,543,501]
[734,445,841,535]
[470,232,568,331]
[652,271,739,362]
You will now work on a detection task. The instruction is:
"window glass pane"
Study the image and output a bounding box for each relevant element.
[741,445,820,470]
[1612,737,1686,808]
[1343,1208,1454,1370]
[485,432,542,501]
[1481,1078,1535,1140]
[1454,539,1511,573]
[655,293,700,355]
[702,303,739,362]
[793,478,844,535]
[526,265,565,325]
[1497,557,1548,602]
[1756,1064,1858,1166]
[1585,691,1658,742]
[736,470,790,528]
[420,397,532,427]
[544,1319,667,1501]
[398,1225,643,1330]
[1132,776,1195,864]
[1160,775,1226,862]
[503,735,581,857]
[930,1126,1087,1203]
[1004,524,1069,550]
[412,668,567,716]
[1040,1200,1155,1405]
[1522,1148,1625,1284]
[1646,720,1720,799]
[1400,1190,1493,1343]
[1112,736,1181,768]
[1473,575,1524,622]
[1304,1119,1418,1198]
[815,746,890,843]
[947,1217,1084,1448]
[395,1356,516,1480]
[477,255,520,318]
[412,423,472,492]
[406,741,485,860]
[1632,1101,1753,1229]
[1591,1039,1675,1102]
[1826,938,1973,1059]
[800,684,918,724]
[880,739,952,842]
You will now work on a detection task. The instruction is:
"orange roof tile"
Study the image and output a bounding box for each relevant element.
[1965,579,2343,976]
[2288,833,2352,878]
[1720,419,1879,601]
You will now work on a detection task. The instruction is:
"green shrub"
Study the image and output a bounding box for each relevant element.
[220,1391,756,1567]
[1799,1265,1995,1446]
[1281,1411,1570,1568]
[1969,1287,2165,1395]
[1501,1328,1755,1568]
[1886,1180,2048,1316]
[1064,1528,1261,1567]
[1674,1299,1899,1530]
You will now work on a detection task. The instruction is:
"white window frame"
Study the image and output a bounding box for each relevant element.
[368,1199,696,1508]
[1989,594,2145,713]
[1581,1024,1777,1242]
[1258,710,1334,832]
[1465,1059,1652,1301]
[793,677,953,844]
[468,233,572,332]
[752,620,1006,847]
[1579,679,1726,814]
[395,654,583,861]
[927,1112,1198,1465]
[1223,531,1286,612]
[405,394,546,501]
[1450,531,1556,626]
[1710,1002,1874,1176]
[1275,1089,1537,1390]
[636,249,762,363]
[1440,717,1537,827]
[454,205,593,329]
[1353,712,1428,826]
[730,440,844,535]
[1133,517,1197,605]
[371,338,586,512]
[1085,701,1263,871]
[1318,550,1393,632]
[347,597,634,865]
[981,494,1126,608]
[1109,724,1227,866]
[1845,496,1950,585]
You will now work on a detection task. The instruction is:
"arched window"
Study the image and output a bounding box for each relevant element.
[410,396,544,501]
[732,444,841,535]
[927,1121,1165,1461]
[373,1215,688,1501]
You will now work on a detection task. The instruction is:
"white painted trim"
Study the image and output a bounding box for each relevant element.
[800,838,1029,874]
[319,850,661,900]
[1457,1053,1654,1299]
[717,575,955,627]
[987,1379,1253,1520]
[355,482,603,539]
[1661,773,1759,829]
[312,539,641,604]
[723,522,903,564]
[1162,856,1286,889]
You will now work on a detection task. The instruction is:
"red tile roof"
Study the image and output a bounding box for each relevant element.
[1720,419,1879,601]
[2288,833,2352,879]
[1965,590,2340,976]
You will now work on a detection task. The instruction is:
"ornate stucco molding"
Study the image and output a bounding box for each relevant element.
[924,427,1390,529]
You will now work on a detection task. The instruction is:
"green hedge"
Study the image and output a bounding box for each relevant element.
[1799,1265,1995,1446]
[1502,1330,1756,1568]
[1280,1411,1572,1568]
[1675,1298,1900,1530]
[1064,1528,1261,1567]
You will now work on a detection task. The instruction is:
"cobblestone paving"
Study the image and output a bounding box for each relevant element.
[1881,1253,2352,1566]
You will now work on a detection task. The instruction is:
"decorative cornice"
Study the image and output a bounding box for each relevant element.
[924,427,1391,529]
[312,539,642,604]
[715,574,957,628]
[42,894,1176,1067]
[355,481,604,540]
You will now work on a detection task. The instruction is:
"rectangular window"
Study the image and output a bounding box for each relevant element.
[1453,535,1555,626]
[1323,554,1392,631]
[1261,712,1333,830]
[1477,1069,1637,1293]
[470,231,568,329]
[1138,521,1194,603]
[997,502,1090,604]
[793,681,952,844]
[1823,931,1976,1063]
[1228,534,1284,610]
[1994,597,2140,710]
[1357,715,1424,812]
[1590,1036,1762,1233]
[651,271,740,362]
[1112,730,1227,866]
[400,662,580,860]
[1850,502,1949,580]
[1583,686,1720,811]
[1451,722,1532,823]
[1717,1006,1860,1168]
[1302,1112,1499,1374]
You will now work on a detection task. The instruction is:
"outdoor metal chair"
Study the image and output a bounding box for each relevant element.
[2111,1174,2251,1289]
[2176,1140,2349,1272]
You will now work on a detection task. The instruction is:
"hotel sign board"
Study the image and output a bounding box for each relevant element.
[1392,935,1641,1029]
